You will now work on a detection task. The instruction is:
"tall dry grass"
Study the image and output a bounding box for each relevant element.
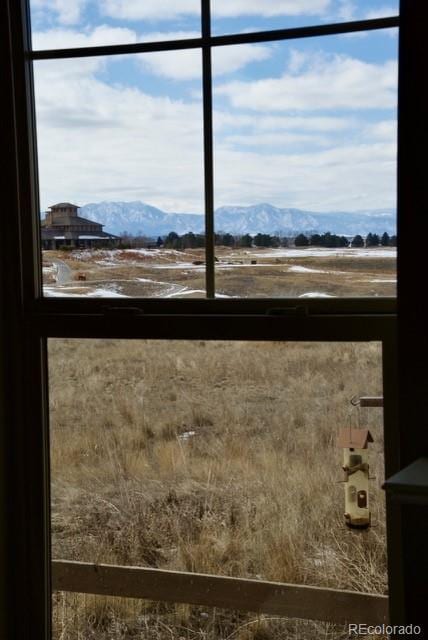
[48,340,386,639]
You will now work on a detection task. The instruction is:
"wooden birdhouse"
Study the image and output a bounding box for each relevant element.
[337,428,374,529]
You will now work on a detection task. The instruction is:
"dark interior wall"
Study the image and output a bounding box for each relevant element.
[395,0,428,628]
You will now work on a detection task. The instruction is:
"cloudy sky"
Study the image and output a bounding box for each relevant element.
[31,0,398,215]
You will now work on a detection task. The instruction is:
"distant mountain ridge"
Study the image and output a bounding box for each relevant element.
[77,201,396,237]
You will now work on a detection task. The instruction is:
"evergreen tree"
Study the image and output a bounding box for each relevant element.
[164,231,180,248]
[381,232,390,246]
[310,233,322,246]
[156,236,163,247]
[389,235,397,247]
[254,233,273,247]
[366,232,380,247]
[222,233,235,247]
[351,234,364,247]
[295,233,309,247]
[239,234,253,248]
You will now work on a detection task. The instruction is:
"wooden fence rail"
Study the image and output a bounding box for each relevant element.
[52,560,388,626]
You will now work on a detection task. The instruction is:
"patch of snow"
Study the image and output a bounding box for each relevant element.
[178,431,196,440]
[288,265,328,274]
[165,288,205,298]
[151,262,204,270]
[253,248,396,258]
[298,292,336,298]
[43,286,128,298]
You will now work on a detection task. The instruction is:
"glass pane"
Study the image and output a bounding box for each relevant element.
[30,0,200,50]
[52,593,374,639]
[211,0,399,36]
[213,31,397,297]
[35,52,206,298]
[49,340,386,604]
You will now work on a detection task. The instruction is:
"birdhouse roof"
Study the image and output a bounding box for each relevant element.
[337,428,374,449]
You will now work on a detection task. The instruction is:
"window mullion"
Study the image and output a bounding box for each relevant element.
[201,0,215,299]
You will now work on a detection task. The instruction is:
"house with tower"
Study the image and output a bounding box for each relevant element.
[41,202,118,249]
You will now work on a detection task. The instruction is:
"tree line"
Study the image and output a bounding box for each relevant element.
[161,231,289,249]
[119,230,397,249]
[295,231,397,248]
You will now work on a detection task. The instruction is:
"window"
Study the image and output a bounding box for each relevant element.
[4,1,428,638]
[32,2,398,301]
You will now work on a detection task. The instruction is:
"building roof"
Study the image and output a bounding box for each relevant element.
[49,202,79,209]
[337,428,374,449]
[42,214,103,228]
[41,228,117,239]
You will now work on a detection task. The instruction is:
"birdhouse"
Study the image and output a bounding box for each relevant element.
[337,428,374,529]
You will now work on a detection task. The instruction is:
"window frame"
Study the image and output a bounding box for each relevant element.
[4,0,428,637]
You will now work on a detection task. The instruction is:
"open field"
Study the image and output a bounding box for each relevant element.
[42,247,396,298]
[49,339,386,639]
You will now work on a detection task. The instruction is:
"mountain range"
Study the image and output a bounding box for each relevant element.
[77,201,396,237]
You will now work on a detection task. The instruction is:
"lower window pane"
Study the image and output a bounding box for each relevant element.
[49,340,386,635]
[52,593,384,640]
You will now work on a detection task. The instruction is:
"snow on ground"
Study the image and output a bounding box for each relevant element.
[298,292,336,298]
[43,286,128,298]
[42,264,57,274]
[253,248,396,258]
[151,262,204,270]
[288,265,328,274]
[370,279,396,283]
[178,431,196,440]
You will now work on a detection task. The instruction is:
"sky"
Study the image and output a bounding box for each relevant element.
[31,1,398,215]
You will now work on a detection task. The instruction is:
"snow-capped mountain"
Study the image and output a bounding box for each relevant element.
[78,201,396,237]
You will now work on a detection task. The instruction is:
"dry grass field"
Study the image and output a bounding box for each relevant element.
[49,339,386,639]
[42,247,396,298]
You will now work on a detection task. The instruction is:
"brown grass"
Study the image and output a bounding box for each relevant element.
[49,340,387,639]
[43,248,396,298]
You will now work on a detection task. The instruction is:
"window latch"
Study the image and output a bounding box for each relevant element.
[265,306,308,317]
[102,306,145,316]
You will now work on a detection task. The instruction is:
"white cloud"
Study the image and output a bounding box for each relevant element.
[34,58,205,212]
[31,0,88,25]
[217,52,397,111]
[364,120,397,142]
[211,0,331,18]
[214,141,396,210]
[138,33,271,80]
[32,24,138,50]
[100,0,200,21]
[255,115,354,132]
[100,0,330,20]
[365,6,397,19]
[32,43,396,215]
[334,0,356,21]
[214,112,354,133]
[223,132,330,147]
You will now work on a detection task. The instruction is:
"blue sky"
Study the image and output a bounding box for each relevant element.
[30,1,398,214]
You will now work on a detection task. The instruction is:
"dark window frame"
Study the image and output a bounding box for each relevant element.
[3,1,428,638]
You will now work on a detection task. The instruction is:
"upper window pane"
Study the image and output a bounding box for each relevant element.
[213,30,398,298]
[35,51,206,298]
[30,0,201,50]
[211,0,399,36]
